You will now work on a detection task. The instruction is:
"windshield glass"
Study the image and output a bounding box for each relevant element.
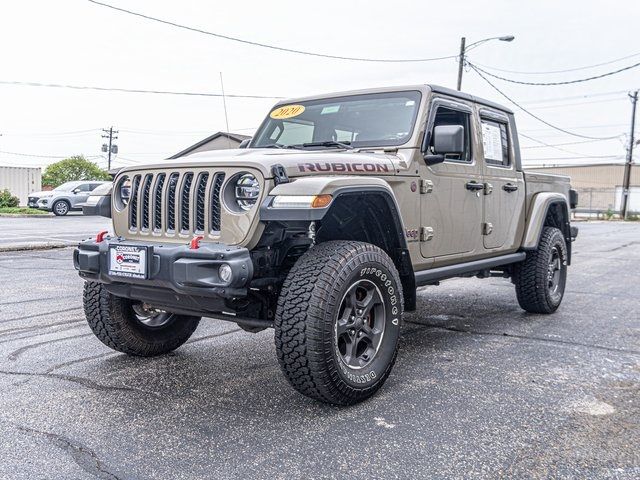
[53,182,79,191]
[251,91,422,149]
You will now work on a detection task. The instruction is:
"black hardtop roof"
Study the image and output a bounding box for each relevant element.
[428,84,513,114]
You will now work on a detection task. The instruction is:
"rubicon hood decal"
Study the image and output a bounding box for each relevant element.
[297,162,390,173]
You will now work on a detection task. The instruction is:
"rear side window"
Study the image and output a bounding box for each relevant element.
[481,119,509,167]
[77,183,93,192]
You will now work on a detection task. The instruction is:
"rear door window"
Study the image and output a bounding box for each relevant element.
[481,119,510,167]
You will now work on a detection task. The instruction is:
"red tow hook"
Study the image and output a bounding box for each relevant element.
[96,230,109,243]
[189,235,204,249]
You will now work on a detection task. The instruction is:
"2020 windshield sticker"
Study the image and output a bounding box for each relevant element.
[270,104,305,119]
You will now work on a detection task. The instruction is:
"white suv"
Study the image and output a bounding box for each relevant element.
[28,181,111,216]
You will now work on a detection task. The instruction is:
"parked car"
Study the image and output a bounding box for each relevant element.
[28,181,111,216]
[74,84,578,405]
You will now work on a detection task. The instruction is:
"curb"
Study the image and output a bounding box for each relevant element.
[0,242,70,253]
[0,213,52,218]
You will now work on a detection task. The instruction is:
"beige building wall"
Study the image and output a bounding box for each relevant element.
[0,166,42,206]
[528,164,639,189]
[527,164,640,212]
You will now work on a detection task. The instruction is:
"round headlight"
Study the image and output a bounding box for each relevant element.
[114,175,131,211]
[235,173,260,211]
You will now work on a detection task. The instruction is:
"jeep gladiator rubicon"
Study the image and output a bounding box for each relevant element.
[75,84,578,405]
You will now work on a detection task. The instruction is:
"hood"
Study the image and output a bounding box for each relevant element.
[117,148,415,179]
[28,191,50,198]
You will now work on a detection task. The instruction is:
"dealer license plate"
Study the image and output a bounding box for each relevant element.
[108,245,148,279]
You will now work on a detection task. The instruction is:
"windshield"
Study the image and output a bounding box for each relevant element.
[53,182,80,192]
[251,91,422,149]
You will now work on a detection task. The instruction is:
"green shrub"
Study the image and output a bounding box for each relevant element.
[605,208,615,220]
[0,189,20,208]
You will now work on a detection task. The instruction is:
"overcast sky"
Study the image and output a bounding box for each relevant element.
[0,0,638,171]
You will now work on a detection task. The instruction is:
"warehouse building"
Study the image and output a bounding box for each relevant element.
[527,163,639,214]
[0,166,42,206]
[169,131,251,159]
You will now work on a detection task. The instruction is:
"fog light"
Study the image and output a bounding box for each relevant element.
[218,264,232,284]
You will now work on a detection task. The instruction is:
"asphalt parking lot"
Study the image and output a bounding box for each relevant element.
[0,220,638,479]
[0,213,110,251]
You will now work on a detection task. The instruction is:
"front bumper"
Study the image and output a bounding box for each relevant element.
[74,237,254,299]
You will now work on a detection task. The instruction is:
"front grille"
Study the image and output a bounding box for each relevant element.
[128,170,226,236]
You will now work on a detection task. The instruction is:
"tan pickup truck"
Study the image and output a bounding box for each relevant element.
[75,84,578,405]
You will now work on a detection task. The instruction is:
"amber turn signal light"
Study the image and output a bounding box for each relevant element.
[311,195,332,208]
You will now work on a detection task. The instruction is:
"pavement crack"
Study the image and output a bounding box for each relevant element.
[0,293,78,306]
[45,352,118,373]
[0,319,85,342]
[16,424,123,480]
[7,332,93,361]
[0,369,158,396]
[607,241,640,252]
[186,327,243,345]
[0,306,82,325]
[407,321,640,356]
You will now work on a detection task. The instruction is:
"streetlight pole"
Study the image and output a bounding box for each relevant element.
[456,35,515,91]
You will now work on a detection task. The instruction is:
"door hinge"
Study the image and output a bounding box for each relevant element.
[420,179,434,194]
[482,222,493,235]
[484,183,493,195]
[420,226,434,242]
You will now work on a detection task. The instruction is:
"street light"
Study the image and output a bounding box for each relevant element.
[456,35,515,91]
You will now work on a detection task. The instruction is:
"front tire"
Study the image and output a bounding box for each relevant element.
[513,226,568,314]
[83,282,200,356]
[52,200,70,216]
[274,241,403,405]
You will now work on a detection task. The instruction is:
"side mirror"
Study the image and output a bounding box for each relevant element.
[424,125,464,165]
[72,188,81,194]
[238,138,251,149]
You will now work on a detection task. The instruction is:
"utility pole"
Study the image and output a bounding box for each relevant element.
[620,90,638,220]
[101,127,119,171]
[456,37,466,91]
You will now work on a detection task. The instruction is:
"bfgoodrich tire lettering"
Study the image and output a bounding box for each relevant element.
[274,241,403,405]
[83,281,200,356]
[514,226,568,314]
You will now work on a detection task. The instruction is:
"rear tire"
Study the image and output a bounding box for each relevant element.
[52,200,70,216]
[514,226,567,314]
[274,241,403,405]
[82,281,200,356]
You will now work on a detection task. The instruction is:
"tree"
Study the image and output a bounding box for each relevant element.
[42,156,111,188]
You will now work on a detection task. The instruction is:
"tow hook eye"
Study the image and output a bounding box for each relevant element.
[189,235,204,249]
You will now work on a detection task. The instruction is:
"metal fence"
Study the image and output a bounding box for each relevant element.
[573,187,639,218]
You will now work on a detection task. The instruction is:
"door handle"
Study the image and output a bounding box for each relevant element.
[465,181,484,191]
[503,183,519,192]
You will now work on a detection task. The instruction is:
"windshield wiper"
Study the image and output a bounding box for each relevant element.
[260,143,286,149]
[295,141,354,150]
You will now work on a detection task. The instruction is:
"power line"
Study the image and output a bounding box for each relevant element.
[518,133,616,157]
[520,123,628,133]
[470,61,640,86]
[527,96,627,111]
[522,154,623,161]
[0,80,282,99]
[521,138,617,149]
[520,90,629,105]
[472,51,640,75]
[468,64,622,141]
[0,128,100,137]
[0,150,101,159]
[86,0,458,63]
